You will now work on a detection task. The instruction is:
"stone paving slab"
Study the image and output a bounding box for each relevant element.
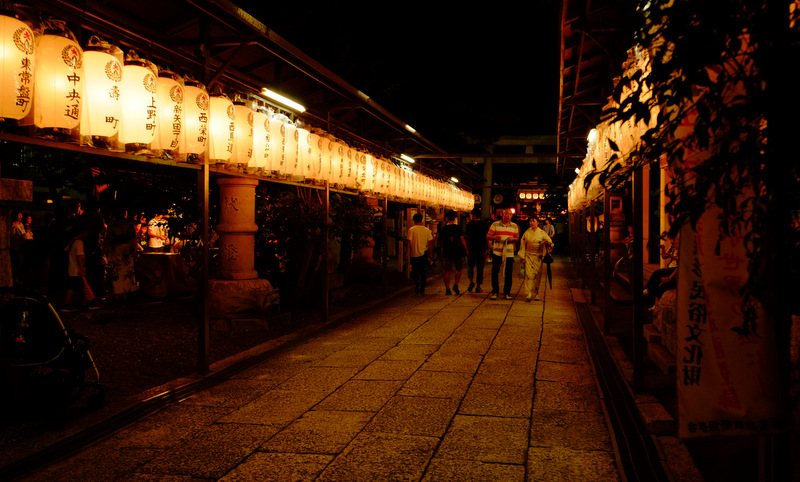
[379,343,438,361]
[276,366,362,393]
[314,348,386,369]
[353,358,425,380]
[459,382,534,418]
[182,378,279,408]
[363,395,460,437]
[314,379,404,412]
[536,359,597,386]
[316,432,439,481]
[107,404,233,450]
[422,458,526,481]
[530,408,614,452]
[533,379,604,413]
[436,415,529,464]
[24,444,160,481]
[219,452,334,481]
[135,423,269,479]
[398,370,473,399]
[420,351,483,373]
[527,446,619,481]
[261,410,373,454]
[219,388,325,425]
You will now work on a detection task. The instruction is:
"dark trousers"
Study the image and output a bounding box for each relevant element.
[645,267,676,299]
[411,254,429,292]
[491,254,514,295]
[467,251,485,286]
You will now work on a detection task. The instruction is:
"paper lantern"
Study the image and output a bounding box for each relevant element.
[319,135,333,183]
[307,131,322,182]
[297,126,311,179]
[343,146,356,188]
[150,69,183,155]
[79,38,122,147]
[363,153,375,192]
[0,14,34,120]
[251,108,268,169]
[283,120,298,177]
[119,53,157,146]
[34,23,84,131]
[265,112,282,173]
[208,93,234,162]
[181,80,208,156]
[230,101,253,165]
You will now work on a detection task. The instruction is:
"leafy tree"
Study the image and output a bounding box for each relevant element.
[587,0,799,324]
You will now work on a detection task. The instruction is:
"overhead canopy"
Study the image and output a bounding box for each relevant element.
[557,0,636,179]
[12,0,480,183]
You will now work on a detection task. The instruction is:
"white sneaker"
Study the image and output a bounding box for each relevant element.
[526,295,532,302]
[534,295,540,301]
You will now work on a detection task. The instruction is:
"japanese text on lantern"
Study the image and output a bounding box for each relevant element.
[15,27,34,111]
[64,72,81,119]
[682,241,706,387]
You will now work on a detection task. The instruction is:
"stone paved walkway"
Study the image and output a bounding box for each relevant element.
[25,259,621,481]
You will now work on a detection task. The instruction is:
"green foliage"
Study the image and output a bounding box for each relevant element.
[254,185,326,282]
[594,1,799,327]
[328,193,382,271]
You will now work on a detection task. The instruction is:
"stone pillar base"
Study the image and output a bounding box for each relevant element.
[208,278,280,328]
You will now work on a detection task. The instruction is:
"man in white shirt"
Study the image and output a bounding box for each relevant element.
[486,209,520,300]
[147,213,170,252]
[407,212,433,294]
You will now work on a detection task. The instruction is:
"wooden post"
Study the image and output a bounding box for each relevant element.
[197,160,210,374]
[632,166,645,390]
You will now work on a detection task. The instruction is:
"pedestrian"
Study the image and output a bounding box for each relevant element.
[487,209,519,300]
[62,222,102,312]
[147,211,170,252]
[406,212,433,294]
[440,210,468,295]
[465,207,489,292]
[543,217,555,238]
[518,215,554,302]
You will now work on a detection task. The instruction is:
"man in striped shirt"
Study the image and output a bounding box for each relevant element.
[487,209,520,300]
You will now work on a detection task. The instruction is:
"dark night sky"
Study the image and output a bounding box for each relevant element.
[239,2,562,153]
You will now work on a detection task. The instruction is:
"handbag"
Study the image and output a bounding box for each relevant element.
[543,253,554,264]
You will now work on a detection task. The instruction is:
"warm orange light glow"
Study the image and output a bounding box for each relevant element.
[0,14,34,120]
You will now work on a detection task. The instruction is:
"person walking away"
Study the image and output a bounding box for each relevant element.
[440,210,468,295]
[487,209,519,300]
[62,223,101,312]
[518,215,554,302]
[465,208,489,292]
[406,212,433,294]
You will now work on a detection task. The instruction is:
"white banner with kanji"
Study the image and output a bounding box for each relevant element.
[676,212,781,438]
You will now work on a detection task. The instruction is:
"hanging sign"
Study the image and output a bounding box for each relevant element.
[676,207,781,438]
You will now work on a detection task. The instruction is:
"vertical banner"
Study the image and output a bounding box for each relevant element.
[677,211,781,438]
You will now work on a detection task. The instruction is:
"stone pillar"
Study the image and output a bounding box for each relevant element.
[210,177,279,328]
[481,156,492,218]
[216,177,258,279]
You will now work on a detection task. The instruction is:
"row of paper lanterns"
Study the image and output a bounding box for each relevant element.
[568,46,658,211]
[0,15,474,211]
